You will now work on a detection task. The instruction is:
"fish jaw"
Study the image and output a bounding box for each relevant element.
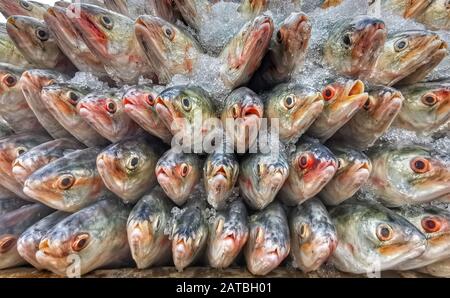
[208,230,248,269]
[11,158,33,185]
[155,165,188,206]
[172,235,200,272]
[287,93,324,142]
[246,245,288,276]
[297,236,338,272]
[205,171,231,209]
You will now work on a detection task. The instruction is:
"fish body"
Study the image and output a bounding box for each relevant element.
[0,197,29,216]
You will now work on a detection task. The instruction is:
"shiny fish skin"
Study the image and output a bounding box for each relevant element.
[17,210,69,269]
[12,138,84,185]
[417,0,450,30]
[35,199,131,276]
[0,116,14,138]
[0,23,32,68]
[0,203,53,269]
[245,202,290,276]
[97,135,166,204]
[0,197,29,216]
[0,0,49,19]
[207,199,248,269]
[330,200,427,274]
[289,198,337,272]
[419,258,450,277]
[23,147,112,212]
[127,187,173,269]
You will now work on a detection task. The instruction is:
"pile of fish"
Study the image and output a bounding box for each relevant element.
[0,0,449,278]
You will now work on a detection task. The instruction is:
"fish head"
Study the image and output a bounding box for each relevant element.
[0,63,22,94]
[155,150,201,205]
[361,86,404,128]
[44,6,84,51]
[122,85,161,127]
[0,0,47,19]
[20,69,63,95]
[324,15,386,77]
[418,0,450,30]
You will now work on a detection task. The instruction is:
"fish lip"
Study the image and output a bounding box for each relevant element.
[11,161,28,183]
[154,96,174,128]
[122,96,137,107]
[134,16,167,66]
[241,104,263,118]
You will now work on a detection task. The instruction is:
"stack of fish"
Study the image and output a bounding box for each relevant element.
[0,0,449,278]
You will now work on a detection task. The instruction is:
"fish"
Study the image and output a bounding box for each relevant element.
[323,15,387,78]
[127,187,173,269]
[41,83,110,147]
[44,5,107,76]
[0,185,16,199]
[368,145,450,207]
[369,30,448,86]
[219,15,273,89]
[207,199,248,269]
[319,144,371,206]
[220,87,263,153]
[155,85,217,151]
[77,89,142,142]
[134,15,203,84]
[36,199,131,276]
[17,211,69,269]
[0,197,29,216]
[302,0,343,11]
[0,0,49,19]
[306,79,367,142]
[393,82,449,134]
[244,202,290,276]
[0,203,53,269]
[289,198,337,272]
[68,3,155,84]
[97,135,166,204]
[12,138,84,185]
[105,0,178,22]
[418,258,450,277]
[249,12,311,90]
[264,84,323,144]
[378,0,433,18]
[0,132,52,200]
[332,85,404,149]
[122,85,172,143]
[417,0,450,30]
[238,149,289,210]
[0,116,14,138]
[329,200,427,274]
[23,147,112,212]
[203,149,239,210]
[0,23,32,67]
[6,16,77,73]
[20,69,75,139]
[172,0,213,31]
[237,0,268,18]
[155,148,202,206]
[279,137,337,206]
[0,63,44,133]
[393,205,450,270]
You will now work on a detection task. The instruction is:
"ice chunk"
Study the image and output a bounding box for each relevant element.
[68,72,108,91]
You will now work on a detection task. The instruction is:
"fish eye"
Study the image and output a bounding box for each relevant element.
[105,100,117,113]
[299,223,309,239]
[71,233,90,252]
[276,30,283,43]
[126,156,139,170]
[35,28,49,41]
[410,157,431,174]
[67,91,79,105]
[231,104,240,118]
[163,26,175,41]
[284,95,295,109]
[322,85,336,101]
[421,93,438,106]
[3,74,17,87]
[342,33,352,48]
[376,224,393,241]
[421,217,441,233]
[58,174,75,190]
[0,236,17,253]
[100,15,113,30]
[146,94,155,106]
[298,153,315,170]
[181,97,191,111]
[394,38,408,52]
[20,0,32,11]
[180,163,190,177]
[16,146,27,157]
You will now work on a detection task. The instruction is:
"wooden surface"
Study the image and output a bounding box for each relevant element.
[0,267,431,278]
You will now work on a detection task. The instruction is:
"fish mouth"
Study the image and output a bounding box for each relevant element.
[332,80,367,119]
[135,17,168,71]
[44,6,79,47]
[23,179,63,208]
[303,163,337,197]
[156,165,176,195]
[293,93,324,126]
[283,12,311,54]
[338,162,371,190]
[11,160,28,184]
[378,233,427,267]
[77,102,93,118]
[154,96,175,131]
[172,236,195,270]
[128,221,155,254]
[249,247,285,275]
[372,92,404,122]
[96,154,127,192]
[299,238,337,271]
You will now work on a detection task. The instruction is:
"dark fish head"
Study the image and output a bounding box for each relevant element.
[0,0,47,19]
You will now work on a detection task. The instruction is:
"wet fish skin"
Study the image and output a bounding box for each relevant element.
[155,148,202,206]
[97,135,166,204]
[332,85,404,150]
[0,203,53,269]
[208,199,248,269]
[319,144,371,206]
[0,197,29,216]
[122,85,172,143]
[378,0,432,19]
[23,147,112,212]
[17,211,69,269]
[77,89,142,142]
[264,84,323,144]
[393,206,450,270]
[289,198,337,272]
[0,23,32,67]
[36,199,131,276]
[418,258,450,277]
[171,199,208,272]
[330,200,427,274]
[220,87,263,153]
[0,185,16,199]
[12,138,84,185]
[0,132,52,200]
[368,145,450,207]
[41,83,110,147]
[0,116,14,138]
[0,0,49,19]
[394,82,450,134]
[238,150,289,210]
[135,15,203,84]
[245,202,290,276]
[307,79,367,142]
[417,0,450,30]
[127,187,173,269]
[279,137,337,206]
[0,63,44,133]
[6,15,77,73]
